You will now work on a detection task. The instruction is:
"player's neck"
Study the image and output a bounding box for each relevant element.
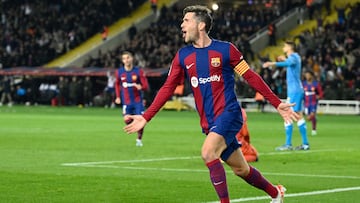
[124,65,133,71]
[193,35,211,48]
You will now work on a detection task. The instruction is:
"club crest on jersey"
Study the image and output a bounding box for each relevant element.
[211,57,221,67]
[132,75,138,81]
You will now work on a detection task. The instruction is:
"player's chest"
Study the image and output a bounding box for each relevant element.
[120,72,138,82]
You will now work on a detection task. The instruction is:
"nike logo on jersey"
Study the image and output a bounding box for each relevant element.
[186,63,195,69]
[213,181,224,186]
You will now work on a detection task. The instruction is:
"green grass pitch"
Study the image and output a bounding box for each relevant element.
[0,106,359,202]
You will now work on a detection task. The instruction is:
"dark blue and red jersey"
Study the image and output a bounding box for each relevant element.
[143,40,281,133]
[115,66,149,105]
[303,80,323,107]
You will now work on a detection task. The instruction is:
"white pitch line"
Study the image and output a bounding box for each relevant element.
[61,156,199,166]
[66,164,360,180]
[206,186,360,203]
[61,149,339,166]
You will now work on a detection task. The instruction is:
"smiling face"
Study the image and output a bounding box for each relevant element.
[181,12,200,44]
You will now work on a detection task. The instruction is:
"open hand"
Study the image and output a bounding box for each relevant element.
[277,102,300,124]
[123,115,147,134]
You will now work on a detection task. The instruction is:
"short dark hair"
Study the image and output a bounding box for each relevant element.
[183,5,213,33]
[121,51,133,57]
[305,69,314,76]
[285,40,296,50]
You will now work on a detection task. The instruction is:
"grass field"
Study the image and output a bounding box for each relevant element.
[0,106,359,203]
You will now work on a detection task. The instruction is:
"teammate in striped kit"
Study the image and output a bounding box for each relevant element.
[124,5,298,203]
[115,51,149,147]
[303,70,323,136]
[263,41,310,151]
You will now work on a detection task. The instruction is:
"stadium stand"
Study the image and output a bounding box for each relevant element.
[0,0,145,68]
[0,0,359,112]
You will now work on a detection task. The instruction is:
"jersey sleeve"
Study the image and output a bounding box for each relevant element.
[142,52,184,122]
[229,43,244,67]
[275,55,295,68]
[316,82,324,99]
[139,69,149,91]
[115,69,121,98]
[229,43,281,108]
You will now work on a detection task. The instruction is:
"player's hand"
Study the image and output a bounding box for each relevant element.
[123,115,147,134]
[115,97,121,104]
[135,84,142,90]
[262,62,273,68]
[276,102,300,124]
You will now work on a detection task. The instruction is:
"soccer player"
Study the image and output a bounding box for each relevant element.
[235,109,259,162]
[124,5,299,203]
[303,70,323,136]
[263,41,310,151]
[115,51,149,147]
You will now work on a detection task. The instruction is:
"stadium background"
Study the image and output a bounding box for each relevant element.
[0,0,359,113]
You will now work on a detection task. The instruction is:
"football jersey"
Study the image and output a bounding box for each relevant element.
[115,66,149,105]
[144,40,243,132]
[275,53,304,95]
[303,80,323,107]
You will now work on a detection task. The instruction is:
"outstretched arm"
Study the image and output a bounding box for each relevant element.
[234,60,299,123]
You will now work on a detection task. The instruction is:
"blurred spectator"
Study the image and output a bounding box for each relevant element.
[57,76,69,106]
[68,76,82,106]
[83,76,93,106]
[0,76,13,106]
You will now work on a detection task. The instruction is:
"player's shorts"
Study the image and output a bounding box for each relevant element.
[287,92,304,112]
[122,102,144,115]
[304,105,317,115]
[209,110,243,161]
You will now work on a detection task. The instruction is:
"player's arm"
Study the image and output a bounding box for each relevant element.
[263,55,295,68]
[139,69,150,91]
[316,82,324,100]
[124,53,184,134]
[235,60,281,108]
[229,43,299,123]
[143,54,184,121]
[114,70,121,104]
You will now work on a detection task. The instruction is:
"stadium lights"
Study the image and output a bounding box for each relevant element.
[211,3,219,11]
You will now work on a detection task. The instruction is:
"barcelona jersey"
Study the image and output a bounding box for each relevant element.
[115,67,149,105]
[303,80,323,107]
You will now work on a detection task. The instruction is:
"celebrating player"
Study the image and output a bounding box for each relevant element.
[263,41,310,151]
[124,5,299,203]
[303,70,323,136]
[115,51,149,147]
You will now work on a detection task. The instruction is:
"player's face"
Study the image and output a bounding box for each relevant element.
[181,12,200,43]
[282,43,291,54]
[305,72,312,81]
[122,54,133,67]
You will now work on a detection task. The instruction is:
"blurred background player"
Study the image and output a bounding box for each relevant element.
[303,70,323,136]
[235,109,259,162]
[263,41,310,151]
[115,51,149,147]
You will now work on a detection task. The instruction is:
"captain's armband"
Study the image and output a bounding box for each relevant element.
[234,60,250,76]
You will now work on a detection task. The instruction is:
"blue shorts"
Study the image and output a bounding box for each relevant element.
[209,110,243,161]
[304,105,317,115]
[287,92,304,112]
[122,102,145,115]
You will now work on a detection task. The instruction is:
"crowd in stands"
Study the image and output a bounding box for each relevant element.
[83,1,303,69]
[0,0,145,68]
[1,0,360,107]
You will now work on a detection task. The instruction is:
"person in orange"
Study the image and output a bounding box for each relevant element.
[236,109,259,162]
[101,25,109,41]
